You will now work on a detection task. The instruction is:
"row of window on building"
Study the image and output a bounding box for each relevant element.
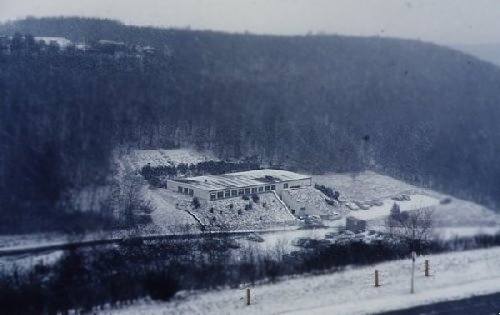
[177,183,292,201]
[178,187,194,196]
[209,184,279,201]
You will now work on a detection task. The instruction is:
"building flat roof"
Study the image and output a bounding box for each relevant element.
[170,169,311,191]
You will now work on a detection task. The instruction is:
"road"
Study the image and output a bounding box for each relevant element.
[377,292,500,315]
[0,226,304,257]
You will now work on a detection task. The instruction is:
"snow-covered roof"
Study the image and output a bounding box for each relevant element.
[171,169,311,191]
[98,39,125,46]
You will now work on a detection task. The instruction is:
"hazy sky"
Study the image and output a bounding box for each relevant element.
[1,0,499,45]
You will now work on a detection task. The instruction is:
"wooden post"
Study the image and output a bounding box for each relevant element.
[410,251,416,294]
[246,288,251,305]
[374,270,380,287]
[425,259,429,277]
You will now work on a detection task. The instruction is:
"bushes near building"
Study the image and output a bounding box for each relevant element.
[314,184,340,200]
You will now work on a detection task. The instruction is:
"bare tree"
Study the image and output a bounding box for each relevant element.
[385,206,434,251]
[119,173,154,227]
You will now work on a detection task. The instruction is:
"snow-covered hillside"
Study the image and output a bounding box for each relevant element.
[282,186,347,218]
[143,188,200,233]
[120,148,218,171]
[142,188,298,233]
[191,192,298,231]
[107,246,500,315]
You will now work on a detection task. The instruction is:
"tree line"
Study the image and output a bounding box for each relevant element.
[2,17,500,232]
[1,231,499,314]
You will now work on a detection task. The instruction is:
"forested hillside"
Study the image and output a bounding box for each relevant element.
[1,17,500,232]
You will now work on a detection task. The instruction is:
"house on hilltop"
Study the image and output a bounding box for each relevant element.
[34,37,72,49]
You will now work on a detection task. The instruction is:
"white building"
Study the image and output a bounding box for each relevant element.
[167,169,312,201]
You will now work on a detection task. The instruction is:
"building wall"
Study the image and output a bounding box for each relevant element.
[166,180,210,200]
[281,192,304,217]
[274,178,312,198]
[167,177,312,202]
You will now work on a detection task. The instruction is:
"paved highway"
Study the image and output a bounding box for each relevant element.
[378,292,500,315]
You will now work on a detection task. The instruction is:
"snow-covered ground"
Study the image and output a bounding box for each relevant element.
[191,192,298,231]
[1,170,498,260]
[0,250,64,272]
[238,227,336,253]
[144,188,199,233]
[313,172,417,202]
[313,171,500,237]
[121,148,218,171]
[282,186,347,218]
[107,246,500,315]
[435,226,500,240]
[350,194,439,221]
[0,231,119,251]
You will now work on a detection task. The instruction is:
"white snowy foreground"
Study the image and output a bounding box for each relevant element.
[108,246,500,315]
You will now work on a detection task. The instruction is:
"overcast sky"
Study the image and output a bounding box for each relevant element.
[1,0,499,45]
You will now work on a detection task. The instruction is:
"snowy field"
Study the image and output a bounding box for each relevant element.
[235,227,335,254]
[350,194,439,221]
[144,188,199,234]
[313,172,418,201]
[107,246,500,315]
[313,171,500,236]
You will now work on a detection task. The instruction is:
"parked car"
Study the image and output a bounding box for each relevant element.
[307,239,331,248]
[304,215,324,227]
[325,231,339,239]
[342,230,356,237]
[354,201,370,210]
[345,202,359,210]
[440,197,452,205]
[392,194,411,201]
[245,233,264,243]
[369,200,384,206]
[292,237,311,247]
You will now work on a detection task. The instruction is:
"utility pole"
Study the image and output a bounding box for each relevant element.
[410,251,416,294]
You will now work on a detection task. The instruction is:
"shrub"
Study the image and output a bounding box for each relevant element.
[314,184,340,200]
[242,195,250,201]
[251,194,260,203]
[390,203,401,217]
[245,203,253,210]
[192,197,201,209]
[325,198,336,206]
[143,271,179,301]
